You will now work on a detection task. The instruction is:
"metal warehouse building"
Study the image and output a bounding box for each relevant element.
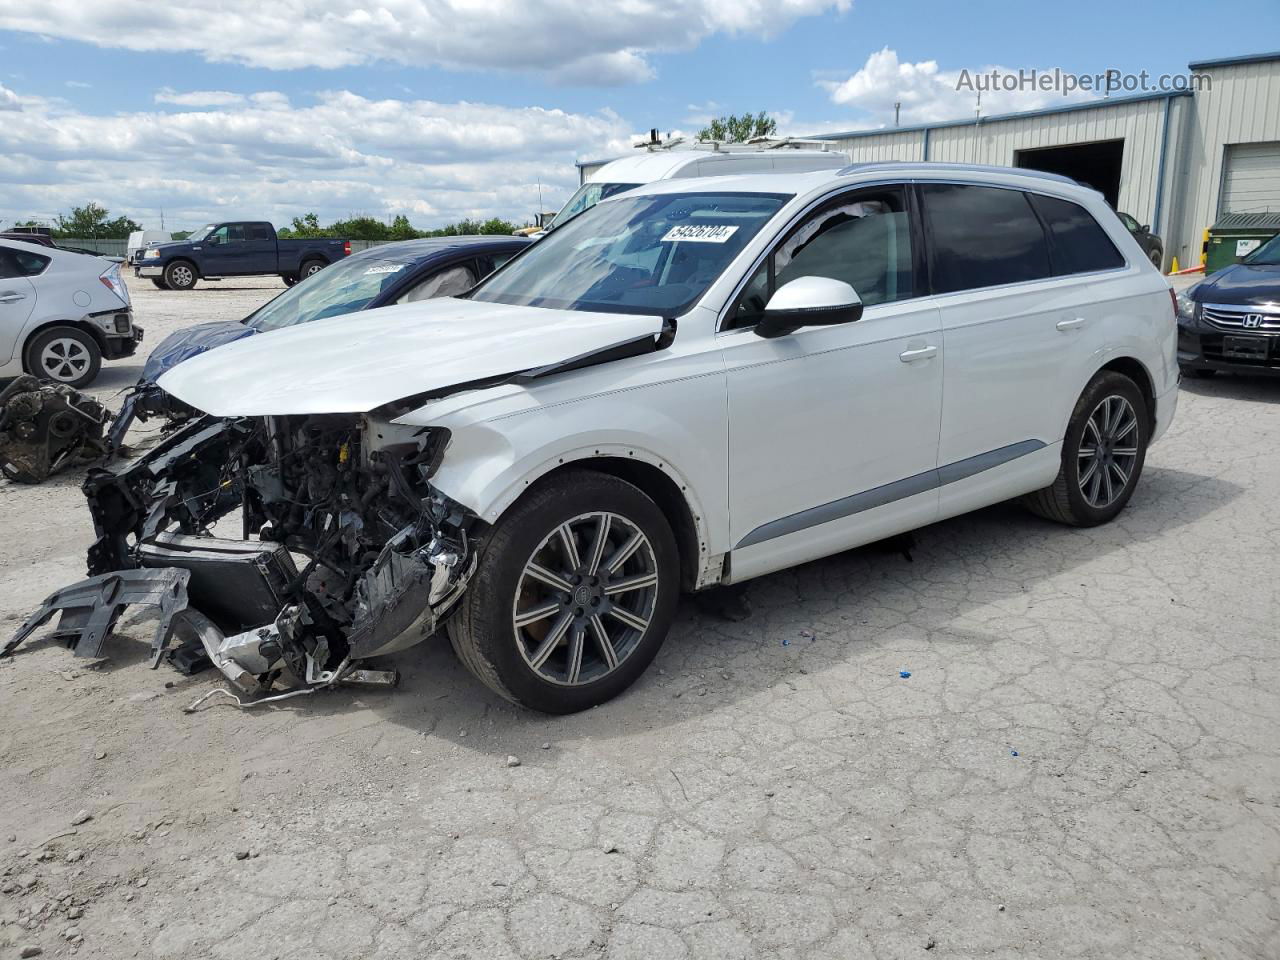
[577,50,1280,272]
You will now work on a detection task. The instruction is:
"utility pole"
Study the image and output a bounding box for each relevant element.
[894,101,901,127]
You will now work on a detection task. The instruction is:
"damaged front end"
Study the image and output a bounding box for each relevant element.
[9,411,478,697]
[0,375,110,484]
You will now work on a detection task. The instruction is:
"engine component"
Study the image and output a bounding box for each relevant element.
[0,375,110,483]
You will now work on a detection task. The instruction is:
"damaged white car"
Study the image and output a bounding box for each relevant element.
[8,163,1178,713]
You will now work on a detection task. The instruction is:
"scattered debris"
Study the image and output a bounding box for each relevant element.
[234,850,250,861]
[69,810,92,826]
[0,375,110,484]
[899,670,911,679]
[602,844,618,854]
[1010,750,1019,757]
[505,755,521,768]
[19,946,43,958]
[925,936,937,950]
[540,742,551,750]
[93,750,106,761]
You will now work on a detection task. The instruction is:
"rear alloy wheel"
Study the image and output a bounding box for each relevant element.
[1023,370,1149,526]
[299,260,325,280]
[282,274,298,287]
[448,470,679,713]
[163,260,197,290]
[24,326,102,388]
[1149,248,1162,268]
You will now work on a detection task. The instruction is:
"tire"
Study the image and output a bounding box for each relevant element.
[282,274,298,287]
[1023,370,1149,527]
[1148,248,1162,269]
[24,326,102,388]
[150,278,169,290]
[298,259,325,281]
[1180,365,1216,379]
[163,260,197,290]
[448,470,680,714]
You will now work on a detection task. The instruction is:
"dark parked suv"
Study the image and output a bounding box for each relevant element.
[1177,232,1280,377]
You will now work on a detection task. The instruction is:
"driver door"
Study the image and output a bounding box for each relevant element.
[720,184,944,582]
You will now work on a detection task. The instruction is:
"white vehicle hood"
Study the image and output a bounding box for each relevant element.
[157,298,665,416]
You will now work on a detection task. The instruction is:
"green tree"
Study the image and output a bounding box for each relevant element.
[52,202,141,239]
[697,111,778,143]
[388,214,420,241]
[279,212,324,238]
[328,216,391,241]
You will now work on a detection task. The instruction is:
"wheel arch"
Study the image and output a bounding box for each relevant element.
[163,257,201,279]
[470,447,715,593]
[1097,355,1157,434]
[20,317,108,369]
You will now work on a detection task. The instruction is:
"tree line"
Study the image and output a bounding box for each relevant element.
[7,204,518,240]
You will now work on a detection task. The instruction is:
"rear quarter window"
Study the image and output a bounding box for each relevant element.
[919,183,1052,293]
[1028,193,1127,275]
[0,247,51,278]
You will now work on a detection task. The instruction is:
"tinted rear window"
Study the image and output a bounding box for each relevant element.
[1029,193,1126,275]
[0,246,50,278]
[920,183,1052,293]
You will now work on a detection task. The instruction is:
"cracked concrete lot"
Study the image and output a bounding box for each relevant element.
[1,277,1278,959]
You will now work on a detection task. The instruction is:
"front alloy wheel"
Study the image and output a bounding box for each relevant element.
[513,512,659,687]
[448,470,679,713]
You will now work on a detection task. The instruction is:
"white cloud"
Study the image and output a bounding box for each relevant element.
[64,80,92,89]
[0,0,850,84]
[822,47,1095,126]
[0,82,20,110]
[0,85,637,231]
[155,88,250,107]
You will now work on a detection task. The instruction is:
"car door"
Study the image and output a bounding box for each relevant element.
[919,182,1083,517]
[720,184,944,582]
[200,223,245,276]
[240,223,276,274]
[0,247,40,367]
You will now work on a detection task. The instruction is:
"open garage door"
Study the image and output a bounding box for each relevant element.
[1014,140,1124,209]
[1221,142,1280,214]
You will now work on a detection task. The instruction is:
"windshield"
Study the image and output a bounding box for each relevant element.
[469,190,789,317]
[187,224,215,242]
[246,255,417,331]
[1243,233,1280,266]
[547,182,643,231]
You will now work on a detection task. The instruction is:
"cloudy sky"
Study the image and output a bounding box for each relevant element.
[0,0,1275,232]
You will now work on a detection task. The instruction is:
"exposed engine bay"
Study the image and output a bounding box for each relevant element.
[6,411,475,699]
[0,375,111,484]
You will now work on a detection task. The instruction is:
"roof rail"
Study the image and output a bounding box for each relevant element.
[836,161,1079,185]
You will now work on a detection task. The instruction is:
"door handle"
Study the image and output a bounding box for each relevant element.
[899,345,938,363]
[1056,317,1086,332]
[0,291,26,304]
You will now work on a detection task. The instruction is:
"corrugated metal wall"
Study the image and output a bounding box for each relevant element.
[1175,59,1280,266]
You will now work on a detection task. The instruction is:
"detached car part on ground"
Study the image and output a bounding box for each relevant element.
[10,163,1178,713]
[107,236,528,452]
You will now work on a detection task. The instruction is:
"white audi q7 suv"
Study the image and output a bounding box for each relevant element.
[78,163,1177,714]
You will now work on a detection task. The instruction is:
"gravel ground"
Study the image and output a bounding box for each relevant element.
[0,274,1277,959]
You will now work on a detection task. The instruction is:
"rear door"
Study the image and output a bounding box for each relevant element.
[240,222,276,274]
[0,247,41,365]
[921,182,1068,470]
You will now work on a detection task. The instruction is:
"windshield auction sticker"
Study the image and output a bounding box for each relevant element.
[364,264,407,275]
[661,225,739,243]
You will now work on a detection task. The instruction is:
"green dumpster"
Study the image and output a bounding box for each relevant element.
[1205,212,1280,274]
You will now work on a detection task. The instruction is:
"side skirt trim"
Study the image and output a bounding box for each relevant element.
[735,439,1046,549]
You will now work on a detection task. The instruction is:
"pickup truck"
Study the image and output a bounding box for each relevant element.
[134,221,350,290]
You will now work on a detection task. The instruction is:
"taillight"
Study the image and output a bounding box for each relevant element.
[344,240,351,256]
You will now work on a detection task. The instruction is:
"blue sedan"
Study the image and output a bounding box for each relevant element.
[107,235,529,450]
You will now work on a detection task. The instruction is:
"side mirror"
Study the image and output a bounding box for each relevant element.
[206,234,220,245]
[1141,224,1150,233]
[755,276,864,339]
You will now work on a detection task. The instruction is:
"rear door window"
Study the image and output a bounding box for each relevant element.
[919,183,1052,293]
[1028,193,1126,275]
[0,247,50,278]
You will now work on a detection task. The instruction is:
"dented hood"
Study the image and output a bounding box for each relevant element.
[157,298,665,416]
